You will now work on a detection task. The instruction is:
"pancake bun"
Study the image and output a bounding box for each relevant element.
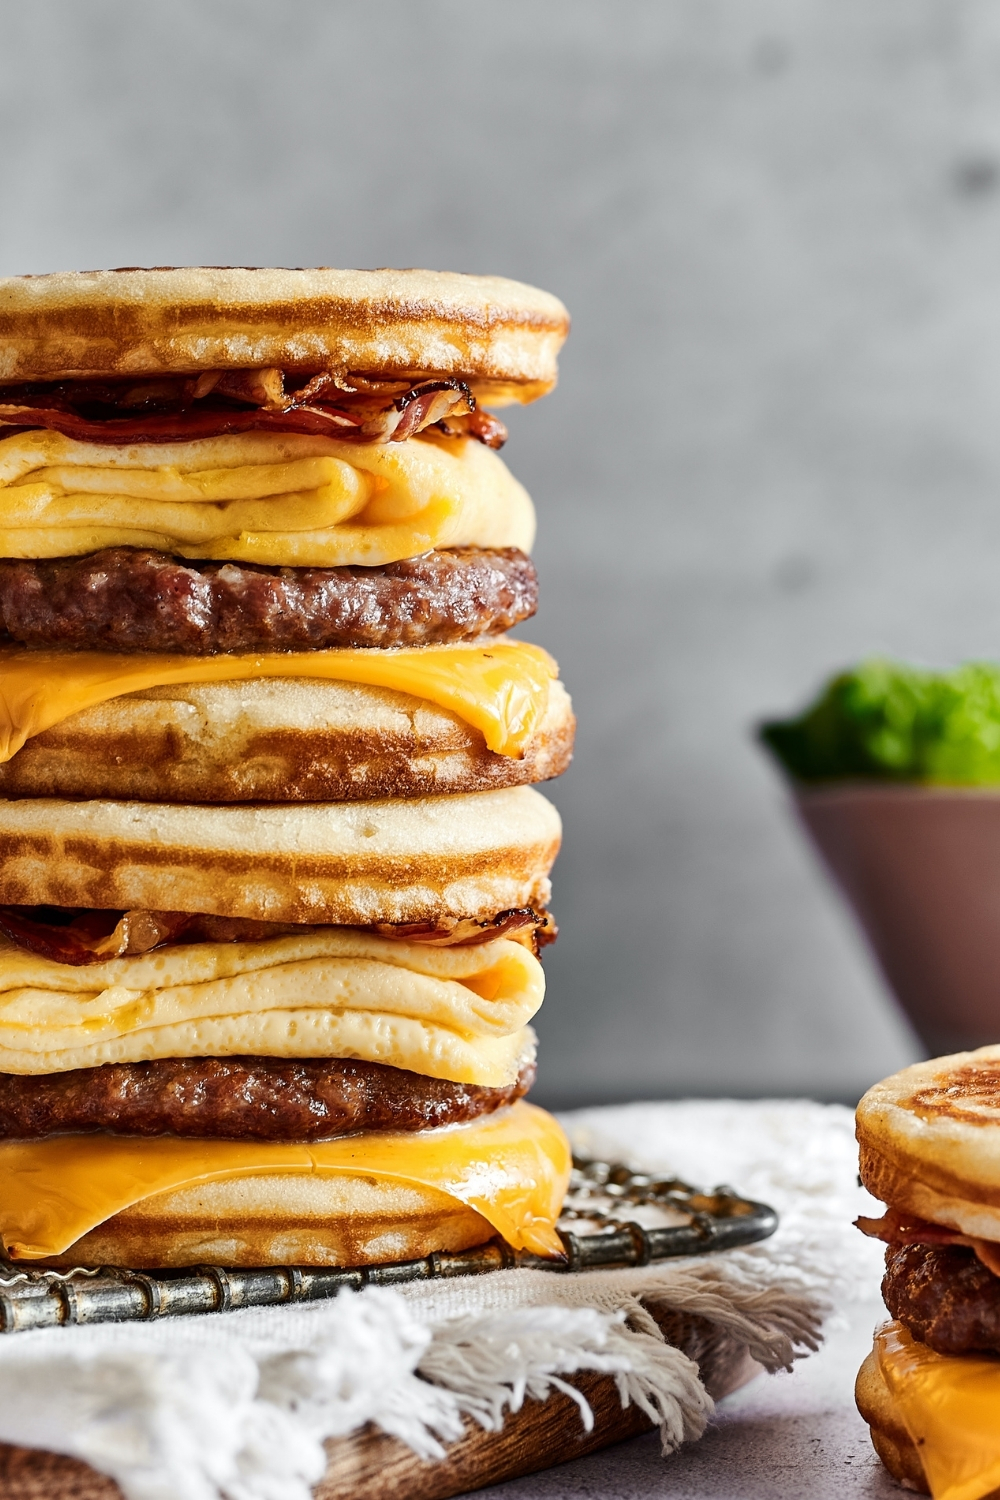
[0,784,561,925]
[0,267,569,400]
[857,1045,1000,1238]
[0,676,575,803]
[32,1171,496,1270]
[854,1345,929,1493]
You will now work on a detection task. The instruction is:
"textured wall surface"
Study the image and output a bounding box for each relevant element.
[5,0,995,1104]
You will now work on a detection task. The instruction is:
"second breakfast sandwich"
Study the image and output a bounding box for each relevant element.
[0,266,574,1270]
[855,1049,1000,1498]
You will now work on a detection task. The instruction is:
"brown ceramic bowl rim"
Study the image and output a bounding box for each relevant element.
[792,782,1000,804]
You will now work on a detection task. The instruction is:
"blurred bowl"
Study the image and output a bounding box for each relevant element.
[795,785,1000,1055]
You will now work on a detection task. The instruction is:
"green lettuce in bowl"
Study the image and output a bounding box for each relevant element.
[760,660,1000,785]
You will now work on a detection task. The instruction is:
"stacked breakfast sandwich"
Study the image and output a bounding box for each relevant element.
[856,1048,1000,1499]
[0,267,574,1269]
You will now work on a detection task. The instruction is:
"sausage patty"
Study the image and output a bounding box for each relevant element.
[0,1055,535,1141]
[0,546,537,654]
[882,1241,1000,1355]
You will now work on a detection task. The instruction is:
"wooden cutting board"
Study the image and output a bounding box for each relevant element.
[0,1308,760,1500]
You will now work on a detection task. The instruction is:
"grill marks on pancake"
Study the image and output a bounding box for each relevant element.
[0,786,562,927]
[0,837,557,913]
[47,1199,493,1270]
[0,547,537,654]
[0,679,575,804]
[0,267,569,398]
[905,1062,1000,1125]
[883,1241,1000,1355]
[0,1055,536,1141]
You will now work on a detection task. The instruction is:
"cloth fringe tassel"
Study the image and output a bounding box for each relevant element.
[0,1277,826,1500]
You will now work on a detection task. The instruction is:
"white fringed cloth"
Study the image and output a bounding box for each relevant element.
[0,1100,884,1500]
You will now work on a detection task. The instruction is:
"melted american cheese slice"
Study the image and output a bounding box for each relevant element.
[0,429,535,565]
[876,1321,1000,1500]
[0,1100,571,1260]
[0,639,556,763]
[0,930,542,1084]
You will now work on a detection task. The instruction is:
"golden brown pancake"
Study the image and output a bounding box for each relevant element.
[0,676,575,803]
[0,784,561,925]
[33,1172,496,1270]
[857,1045,1000,1240]
[0,267,569,400]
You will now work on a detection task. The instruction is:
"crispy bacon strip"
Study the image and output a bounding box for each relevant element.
[856,1208,963,1244]
[437,407,508,450]
[0,373,508,448]
[856,1206,1000,1278]
[0,906,193,964]
[0,404,349,443]
[0,904,556,965]
[372,908,557,952]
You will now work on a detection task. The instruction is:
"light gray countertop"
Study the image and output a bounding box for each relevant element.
[464,1296,899,1500]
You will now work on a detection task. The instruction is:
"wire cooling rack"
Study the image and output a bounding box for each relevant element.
[0,1155,777,1332]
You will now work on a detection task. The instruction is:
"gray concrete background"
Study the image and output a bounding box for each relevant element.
[6,0,996,1105]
